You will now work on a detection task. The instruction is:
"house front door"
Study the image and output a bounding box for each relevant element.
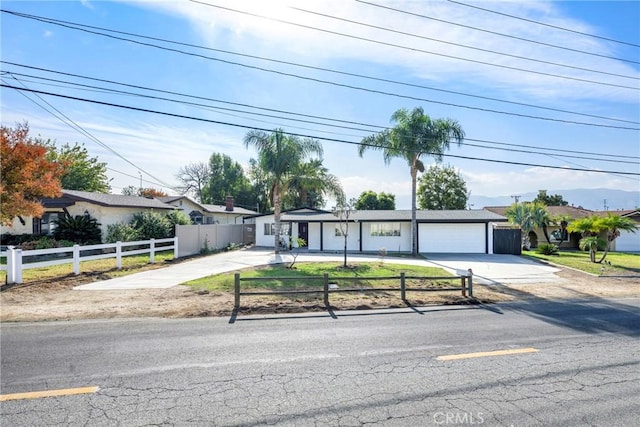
[298,222,309,247]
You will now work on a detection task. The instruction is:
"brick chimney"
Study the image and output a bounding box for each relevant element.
[225,196,234,212]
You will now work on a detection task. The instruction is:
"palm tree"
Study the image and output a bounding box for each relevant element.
[567,214,636,263]
[505,202,549,249]
[244,129,324,253]
[285,159,345,209]
[358,107,465,256]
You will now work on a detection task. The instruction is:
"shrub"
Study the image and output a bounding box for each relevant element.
[1,233,40,246]
[536,243,559,255]
[130,211,172,240]
[53,215,102,244]
[166,210,192,230]
[106,223,139,243]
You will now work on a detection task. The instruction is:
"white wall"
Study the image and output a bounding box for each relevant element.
[360,222,411,253]
[614,227,640,252]
[175,224,245,257]
[322,222,360,251]
[308,223,321,250]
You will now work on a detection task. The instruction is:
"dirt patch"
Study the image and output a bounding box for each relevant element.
[1,267,638,322]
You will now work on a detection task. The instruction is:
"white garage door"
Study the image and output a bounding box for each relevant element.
[419,223,486,253]
[615,228,640,252]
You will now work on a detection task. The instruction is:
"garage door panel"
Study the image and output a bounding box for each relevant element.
[615,228,640,252]
[419,223,485,253]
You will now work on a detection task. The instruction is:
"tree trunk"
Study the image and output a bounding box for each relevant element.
[273,184,281,254]
[411,166,418,257]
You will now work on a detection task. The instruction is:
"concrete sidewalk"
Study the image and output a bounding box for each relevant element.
[74,248,563,290]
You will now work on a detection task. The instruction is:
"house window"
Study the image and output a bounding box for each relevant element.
[370,223,401,237]
[264,223,275,235]
[34,212,64,235]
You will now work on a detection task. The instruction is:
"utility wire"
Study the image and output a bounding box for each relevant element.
[7,70,638,166]
[3,83,638,177]
[1,75,178,191]
[188,1,638,90]
[2,13,637,128]
[355,0,640,65]
[448,0,640,48]
[292,6,638,80]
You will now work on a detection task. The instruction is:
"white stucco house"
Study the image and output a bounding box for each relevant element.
[246,208,509,254]
[158,196,257,224]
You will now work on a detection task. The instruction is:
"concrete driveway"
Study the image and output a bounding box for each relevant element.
[75,248,564,290]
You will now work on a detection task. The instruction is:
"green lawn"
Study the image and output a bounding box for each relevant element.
[524,250,640,275]
[185,262,457,292]
[0,252,175,283]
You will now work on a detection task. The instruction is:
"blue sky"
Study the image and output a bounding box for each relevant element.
[1,0,639,210]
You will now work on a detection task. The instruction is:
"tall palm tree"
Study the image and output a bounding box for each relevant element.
[285,159,345,209]
[244,128,324,253]
[358,107,465,256]
[505,202,550,249]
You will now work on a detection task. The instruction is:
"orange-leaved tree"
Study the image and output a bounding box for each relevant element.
[0,123,65,226]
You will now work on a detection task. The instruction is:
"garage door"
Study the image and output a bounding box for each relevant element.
[615,228,640,252]
[419,223,486,253]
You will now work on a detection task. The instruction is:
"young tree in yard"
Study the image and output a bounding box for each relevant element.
[505,202,550,249]
[568,214,636,263]
[359,107,464,256]
[332,198,357,268]
[244,128,324,253]
[551,214,572,246]
[417,164,468,210]
[176,161,211,202]
[354,191,396,210]
[46,142,110,193]
[0,123,65,225]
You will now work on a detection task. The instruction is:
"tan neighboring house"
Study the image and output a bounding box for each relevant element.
[2,189,176,242]
[595,209,640,252]
[158,196,257,225]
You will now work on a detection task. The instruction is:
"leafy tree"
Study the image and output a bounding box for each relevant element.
[358,107,464,255]
[130,211,172,240]
[532,190,568,206]
[46,142,110,193]
[284,159,344,209]
[0,123,65,225]
[176,161,211,202]
[417,164,468,210]
[332,198,357,268]
[568,214,637,263]
[53,214,102,244]
[121,186,168,197]
[354,191,396,210]
[244,128,324,253]
[505,202,550,249]
[203,153,255,207]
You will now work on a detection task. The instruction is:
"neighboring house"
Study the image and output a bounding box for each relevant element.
[484,205,595,249]
[246,208,508,254]
[158,196,257,225]
[3,189,176,241]
[597,209,640,252]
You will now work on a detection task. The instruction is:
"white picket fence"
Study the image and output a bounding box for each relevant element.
[1,237,178,285]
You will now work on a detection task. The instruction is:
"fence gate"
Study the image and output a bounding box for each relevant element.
[493,228,522,255]
[243,224,255,245]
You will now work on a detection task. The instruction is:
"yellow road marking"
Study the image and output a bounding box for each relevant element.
[0,386,99,402]
[437,347,538,361]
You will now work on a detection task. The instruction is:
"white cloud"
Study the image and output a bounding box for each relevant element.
[80,0,94,10]
[43,30,53,38]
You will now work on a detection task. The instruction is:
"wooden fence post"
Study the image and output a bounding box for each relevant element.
[7,246,18,284]
[234,273,240,309]
[173,236,179,259]
[461,276,466,297]
[323,273,329,307]
[73,244,80,275]
[400,272,406,301]
[467,269,473,297]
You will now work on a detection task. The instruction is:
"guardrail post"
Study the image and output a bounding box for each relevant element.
[150,239,156,264]
[234,273,240,309]
[467,268,473,297]
[116,241,122,269]
[400,272,406,301]
[73,244,80,275]
[173,236,179,259]
[323,273,329,307]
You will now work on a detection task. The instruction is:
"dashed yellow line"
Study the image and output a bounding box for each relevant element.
[0,386,99,402]
[437,347,538,361]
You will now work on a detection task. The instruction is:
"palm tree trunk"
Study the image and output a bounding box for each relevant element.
[273,184,281,254]
[411,166,418,256]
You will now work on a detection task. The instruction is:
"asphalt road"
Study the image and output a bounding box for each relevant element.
[2,297,639,426]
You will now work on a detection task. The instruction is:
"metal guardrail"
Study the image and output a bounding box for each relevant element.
[2,237,178,284]
[234,270,474,310]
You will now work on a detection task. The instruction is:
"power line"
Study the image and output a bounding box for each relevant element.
[2,13,638,129]
[291,6,638,80]
[447,0,640,48]
[355,0,640,65]
[3,83,639,177]
[187,1,638,90]
[6,69,638,166]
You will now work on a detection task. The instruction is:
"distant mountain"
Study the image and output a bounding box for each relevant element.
[470,189,640,211]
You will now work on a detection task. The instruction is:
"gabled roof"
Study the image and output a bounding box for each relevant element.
[57,189,176,210]
[255,208,506,222]
[593,209,640,222]
[484,205,594,219]
[200,204,258,215]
